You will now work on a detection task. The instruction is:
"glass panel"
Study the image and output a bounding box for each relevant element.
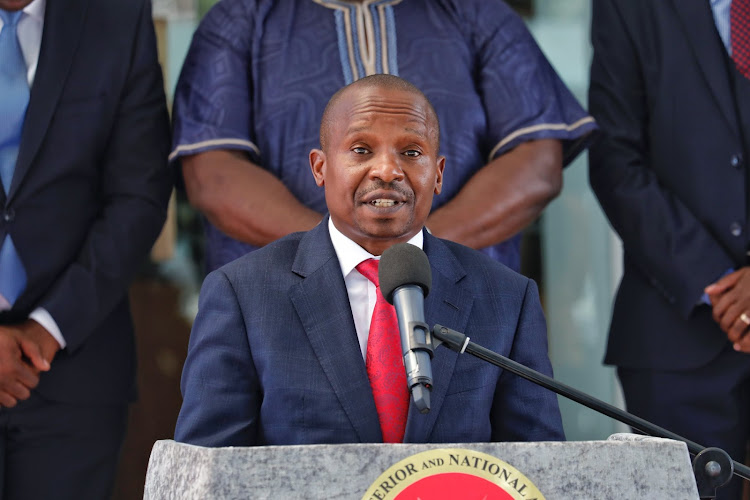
[528,0,626,441]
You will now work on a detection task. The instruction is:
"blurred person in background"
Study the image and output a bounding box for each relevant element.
[589,0,750,497]
[0,0,171,497]
[170,0,597,275]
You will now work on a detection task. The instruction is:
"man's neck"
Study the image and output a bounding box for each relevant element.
[328,218,424,280]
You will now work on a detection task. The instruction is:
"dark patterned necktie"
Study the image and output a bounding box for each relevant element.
[356,258,408,443]
[732,0,750,79]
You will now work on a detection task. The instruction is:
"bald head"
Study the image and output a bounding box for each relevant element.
[319,75,440,151]
[309,74,445,256]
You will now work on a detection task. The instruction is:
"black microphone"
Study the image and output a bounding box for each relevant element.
[379,243,434,413]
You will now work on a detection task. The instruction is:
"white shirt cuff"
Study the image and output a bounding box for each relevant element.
[28,307,66,349]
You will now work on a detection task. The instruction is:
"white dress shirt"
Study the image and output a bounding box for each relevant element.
[711,0,732,54]
[1,0,64,348]
[328,218,423,359]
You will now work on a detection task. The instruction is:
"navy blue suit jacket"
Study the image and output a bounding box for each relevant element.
[589,0,749,370]
[0,0,171,403]
[175,221,564,446]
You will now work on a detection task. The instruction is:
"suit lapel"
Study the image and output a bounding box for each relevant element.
[672,0,739,135]
[404,233,473,443]
[11,0,90,201]
[288,221,382,442]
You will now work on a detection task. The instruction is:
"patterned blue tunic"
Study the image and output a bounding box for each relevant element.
[171,0,597,272]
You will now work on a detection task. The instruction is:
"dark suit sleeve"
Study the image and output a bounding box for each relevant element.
[37,0,172,350]
[491,279,564,442]
[588,0,735,318]
[175,269,260,447]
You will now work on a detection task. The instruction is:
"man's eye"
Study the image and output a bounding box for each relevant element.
[353,147,369,154]
[404,150,421,157]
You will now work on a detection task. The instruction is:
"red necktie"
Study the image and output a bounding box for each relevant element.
[356,258,408,443]
[732,0,750,79]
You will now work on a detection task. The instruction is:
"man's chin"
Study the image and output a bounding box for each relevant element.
[356,220,420,244]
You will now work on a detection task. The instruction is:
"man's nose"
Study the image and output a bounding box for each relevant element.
[368,152,405,183]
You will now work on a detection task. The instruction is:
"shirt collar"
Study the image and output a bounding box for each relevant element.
[328,218,424,279]
[24,0,45,23]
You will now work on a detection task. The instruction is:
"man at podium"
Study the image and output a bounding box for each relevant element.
[175,75,564,447]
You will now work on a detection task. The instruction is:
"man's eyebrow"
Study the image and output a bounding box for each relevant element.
[404,127,429,138]
[344,126,370,135]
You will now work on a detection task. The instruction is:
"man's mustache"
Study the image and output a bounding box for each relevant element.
[356,180,412,200]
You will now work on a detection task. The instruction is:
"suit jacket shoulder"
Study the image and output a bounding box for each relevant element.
[429,235,533,300]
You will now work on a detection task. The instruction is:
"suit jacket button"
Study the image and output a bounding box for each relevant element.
[730,222,743,237]
[2,209,14,222]
[730,154,744,169]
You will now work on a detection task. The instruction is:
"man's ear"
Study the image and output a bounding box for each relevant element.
[434,155,445,195]
[309,149,326,187]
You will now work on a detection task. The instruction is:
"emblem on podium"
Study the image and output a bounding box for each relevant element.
[363,448,545,499]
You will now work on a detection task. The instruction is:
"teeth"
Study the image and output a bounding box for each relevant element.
[371,199,397,207]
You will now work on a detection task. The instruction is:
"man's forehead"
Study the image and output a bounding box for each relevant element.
[320,79,440,149]
[338,86,427,115]
[335,87,432,130]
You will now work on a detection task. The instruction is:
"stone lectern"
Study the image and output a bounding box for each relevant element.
[143,434,699,499]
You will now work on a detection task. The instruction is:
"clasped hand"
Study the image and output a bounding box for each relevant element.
[705,267,750,353]
[0,320,59,407]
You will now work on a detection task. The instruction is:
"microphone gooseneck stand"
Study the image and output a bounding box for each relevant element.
[430,324,750,499]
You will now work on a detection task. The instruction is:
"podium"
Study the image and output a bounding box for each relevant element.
[143,434,700,499]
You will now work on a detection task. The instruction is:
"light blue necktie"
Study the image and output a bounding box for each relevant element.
[0,9,29,307]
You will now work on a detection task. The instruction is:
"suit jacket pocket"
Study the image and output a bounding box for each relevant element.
[261,387,356,444]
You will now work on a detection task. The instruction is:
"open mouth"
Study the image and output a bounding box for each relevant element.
[370,199,400,208]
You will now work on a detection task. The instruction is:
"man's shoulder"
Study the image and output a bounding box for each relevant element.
[85,0,150,20]
[433,237,530,289]
[197,0,271,26]
[219,231,305,276]
[436,0,522,29]
[435,0,514,16]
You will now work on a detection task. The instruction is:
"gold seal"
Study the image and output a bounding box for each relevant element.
[362,448,545,500]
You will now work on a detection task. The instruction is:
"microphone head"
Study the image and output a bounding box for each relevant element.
[379,242,432,304]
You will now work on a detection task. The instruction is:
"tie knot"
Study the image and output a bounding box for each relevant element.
[356,258,380,286]
[0,9,23,28]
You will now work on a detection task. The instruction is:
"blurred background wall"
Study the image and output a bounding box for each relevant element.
[529,0,625,442]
